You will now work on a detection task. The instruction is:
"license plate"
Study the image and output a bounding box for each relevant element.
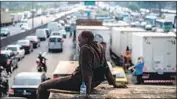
[142,74,149,79]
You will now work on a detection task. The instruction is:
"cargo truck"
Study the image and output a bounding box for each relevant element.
[110,27,145,65]
[131,32,176,83]
[0,12,13,26]
[76,26,111,60]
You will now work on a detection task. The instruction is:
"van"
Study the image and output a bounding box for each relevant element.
[35,29,48,41]
[47,22,59,32]
[48,36,64,52]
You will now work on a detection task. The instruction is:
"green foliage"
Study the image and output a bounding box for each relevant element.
[127,3,140,11]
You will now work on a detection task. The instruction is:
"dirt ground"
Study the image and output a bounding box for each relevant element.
[49,82,176,99]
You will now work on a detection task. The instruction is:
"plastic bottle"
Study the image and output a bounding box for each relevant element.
[80,81,87,96]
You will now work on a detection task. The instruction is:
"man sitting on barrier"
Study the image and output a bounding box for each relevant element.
[37,31,127,99]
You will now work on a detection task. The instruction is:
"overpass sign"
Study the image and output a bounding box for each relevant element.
[84,1,96,6]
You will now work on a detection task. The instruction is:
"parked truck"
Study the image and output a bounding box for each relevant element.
[110,27,145,65]
[76,26,111,60]
[0,12,13,27]
[131,32,176,83]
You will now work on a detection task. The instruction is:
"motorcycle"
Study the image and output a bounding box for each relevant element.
[36,58,46,72]
[0,66,9,98]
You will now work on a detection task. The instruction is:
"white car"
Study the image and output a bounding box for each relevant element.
[59,29,67,38]
[5,45,25,61]
[35,29,48,41]
[48,36,63,52]
[21,23,30,31]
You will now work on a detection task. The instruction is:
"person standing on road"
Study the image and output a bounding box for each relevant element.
[129,57,144,84]
[37,31,127,99]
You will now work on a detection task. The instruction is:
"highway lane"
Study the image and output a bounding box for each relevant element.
[1,15,57,40]
[1,6,85,40]
[8,34,75,87]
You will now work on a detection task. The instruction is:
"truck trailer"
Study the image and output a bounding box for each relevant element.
[131,32,176,83]
[110,27,145,65]
[0,12,13,26]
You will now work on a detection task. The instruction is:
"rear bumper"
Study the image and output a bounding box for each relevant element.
[23,47,31,53]
[142,72,176,80]
[32,42,38,48]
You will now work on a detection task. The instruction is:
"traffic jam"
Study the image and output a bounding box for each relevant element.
[0,1,176,99]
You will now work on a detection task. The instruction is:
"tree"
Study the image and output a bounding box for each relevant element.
[127,3,140,11]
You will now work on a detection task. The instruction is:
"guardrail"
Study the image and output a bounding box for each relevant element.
[1,24,47,48]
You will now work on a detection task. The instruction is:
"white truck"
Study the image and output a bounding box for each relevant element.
[110,27,145,61]
[102,21,130,27]
[76,26,111,60]
[0,12,12,26]
[132,32,176,83]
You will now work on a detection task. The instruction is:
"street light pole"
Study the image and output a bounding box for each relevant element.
[32,2,34,28]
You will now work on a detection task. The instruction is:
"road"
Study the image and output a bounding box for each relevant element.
[8,34,75,87]
[1,15,55,40]
[1,6,85,40]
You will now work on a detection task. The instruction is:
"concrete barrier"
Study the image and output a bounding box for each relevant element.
[0,7,84,48]
[1,24,47,48]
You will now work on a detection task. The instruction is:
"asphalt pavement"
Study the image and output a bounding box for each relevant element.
[1,6,85,40]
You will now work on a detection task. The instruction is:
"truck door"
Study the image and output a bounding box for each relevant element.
[166,38,176,73]
[152,38,166,75]
[120,32,127,55]
[143,37,153,73]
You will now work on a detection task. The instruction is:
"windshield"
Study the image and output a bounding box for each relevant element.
[145,18,154,25]
[52,33,60,35]
[26,37,36,40]
[0,54,8,60]
[6,47,17,51]
[164,22,173,29]
[17,41,28,45]
[1,28,8,33]
[14,78,41,85]
[49,38,61,42]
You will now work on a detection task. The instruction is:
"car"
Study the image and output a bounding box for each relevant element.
[26,36,40,48]
[35,29,48,41]
[8,72,49,98]
[0,50,18,72]
[50,31,61,37]
[21,24,30,31]
[5,45,25,61]
[59,29,67,38]
[48,36,64,52]
[16,40,33,54]
[0,28,10,37]
[20,19,28,26]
